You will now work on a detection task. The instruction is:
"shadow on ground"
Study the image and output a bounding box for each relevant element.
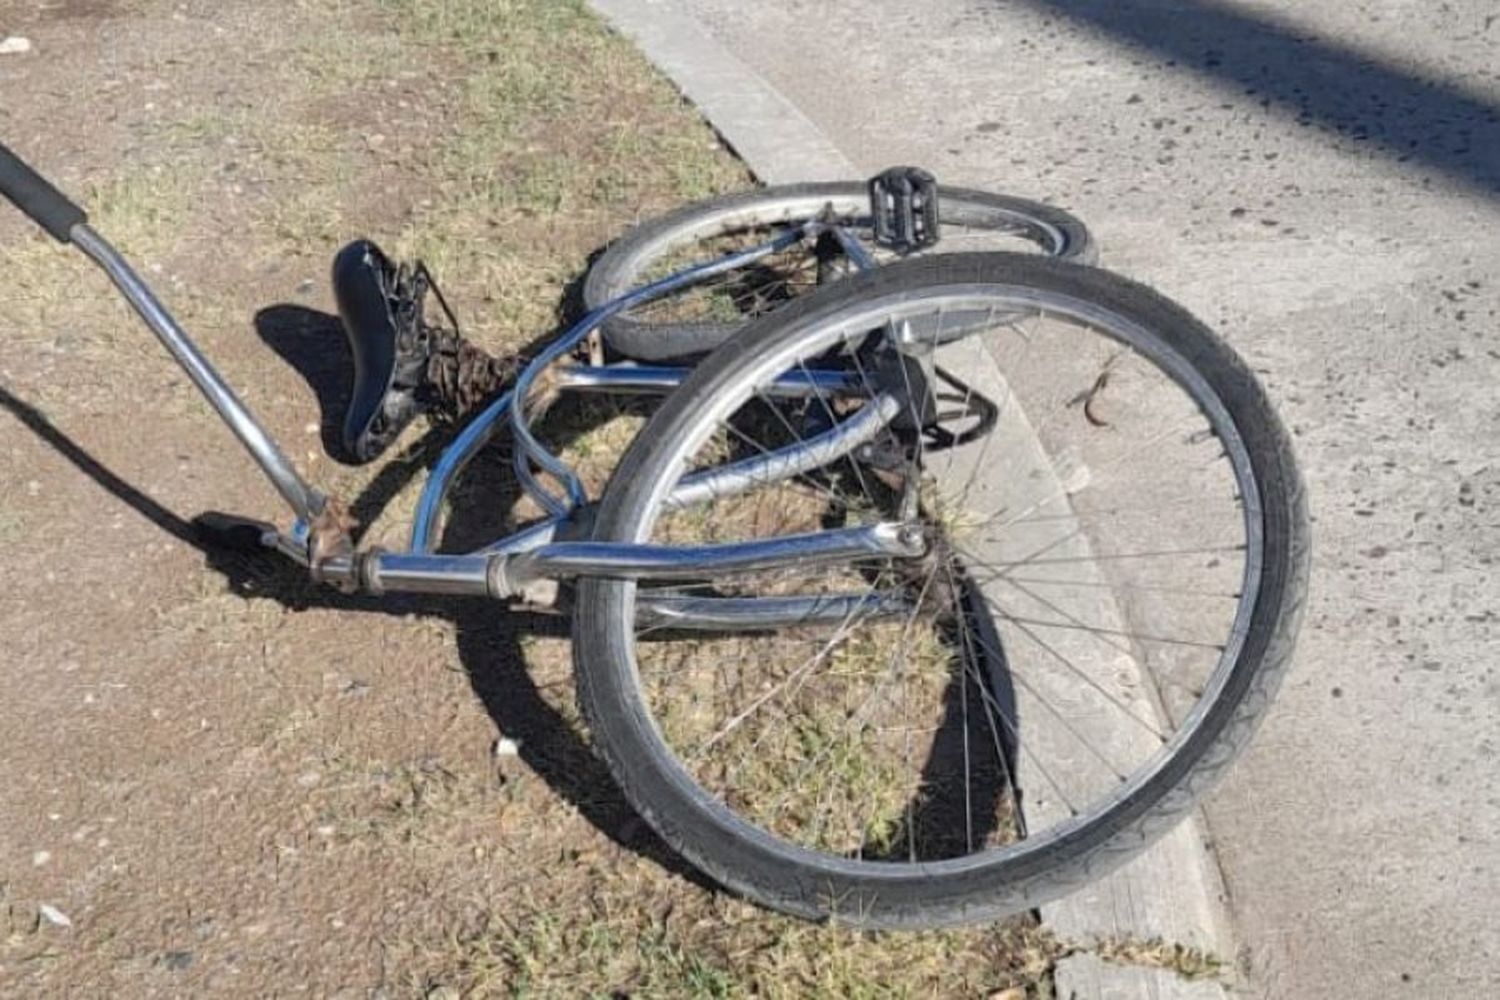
[3,256,1029,887]
[1015,0,1500,195]
[0,333,709,888]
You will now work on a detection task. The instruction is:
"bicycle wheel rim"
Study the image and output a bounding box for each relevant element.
[576,255,1301,921]
[586,184,1095,361]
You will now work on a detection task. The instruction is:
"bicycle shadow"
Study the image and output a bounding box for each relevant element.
[251,301,708,882]
[5,294,1026,884]
[256,303,354,463]
[0,330,707,888]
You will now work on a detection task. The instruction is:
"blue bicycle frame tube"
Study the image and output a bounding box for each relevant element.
[506,224,814,516]
[409,389,516,553]
[410,221,820,552]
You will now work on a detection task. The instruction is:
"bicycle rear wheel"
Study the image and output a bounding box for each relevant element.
[584,183,1096,361]
[573,253,1306,928]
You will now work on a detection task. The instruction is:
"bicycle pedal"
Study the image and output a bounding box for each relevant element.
[193,511,278,552]
[868,166,940,252]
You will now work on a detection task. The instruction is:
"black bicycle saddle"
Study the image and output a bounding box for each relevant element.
[331,239,431,463]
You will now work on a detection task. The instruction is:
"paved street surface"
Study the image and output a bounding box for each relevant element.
[670,1,1500,995]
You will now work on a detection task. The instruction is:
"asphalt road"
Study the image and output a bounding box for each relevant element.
[668,1,1500,996]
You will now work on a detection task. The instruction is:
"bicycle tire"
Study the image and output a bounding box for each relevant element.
[573,253,1307,928]
[584,183,1097,362]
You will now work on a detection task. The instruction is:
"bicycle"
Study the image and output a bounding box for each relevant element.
[0,147,1307,929]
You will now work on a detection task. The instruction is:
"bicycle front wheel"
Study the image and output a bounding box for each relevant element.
[574,253,1307,928]
[584,182,1096,361]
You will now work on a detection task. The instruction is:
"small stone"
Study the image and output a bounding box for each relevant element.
[426,987,459,1000]
[0,37,32,55]
[1062,462,1092,495]
[32,850,51,867]
[38,903,71,928]
[492,737,520,758]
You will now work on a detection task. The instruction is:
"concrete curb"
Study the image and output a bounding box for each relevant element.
[587,0,858,184]
[588,2,1238,997]
[933,350,1237,1000]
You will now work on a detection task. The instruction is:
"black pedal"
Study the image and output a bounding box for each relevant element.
[869,167,940,252]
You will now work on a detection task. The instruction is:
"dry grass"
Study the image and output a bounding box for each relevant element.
[1092,936,1226,981]
[408,875,1067,999]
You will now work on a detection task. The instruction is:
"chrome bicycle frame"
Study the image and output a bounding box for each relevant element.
[67,214,920,618]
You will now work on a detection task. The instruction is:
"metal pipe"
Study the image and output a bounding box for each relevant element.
[635,591,912,631]
[496,521,924,593]
[666,394,900,509]
[476,515,563,555]
[317,524,923,601]
[410,219,865,553]
[410,390,513,553]
[513,451,572,518]
[551,364,687,393]
[415,360,869,554]
[415,224,821,543]
[72,225,325,524]
[829,223,878,272]
[363,552,493,596]
[552,364,860,398]
[506,224,815,515]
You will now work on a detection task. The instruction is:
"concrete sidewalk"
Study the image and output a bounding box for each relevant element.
[591,1,1500,997]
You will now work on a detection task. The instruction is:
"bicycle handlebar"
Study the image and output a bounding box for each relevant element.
[0,140,87,243]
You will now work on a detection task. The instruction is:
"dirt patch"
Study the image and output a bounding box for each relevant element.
[0,0,1075,996]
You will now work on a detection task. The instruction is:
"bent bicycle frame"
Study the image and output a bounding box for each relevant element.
[66,208,925,626]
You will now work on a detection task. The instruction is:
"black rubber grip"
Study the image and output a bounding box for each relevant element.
[0,140,86,243]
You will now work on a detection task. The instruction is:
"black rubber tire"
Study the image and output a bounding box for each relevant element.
[573,253,1308,929]
[583,182,1097,362]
